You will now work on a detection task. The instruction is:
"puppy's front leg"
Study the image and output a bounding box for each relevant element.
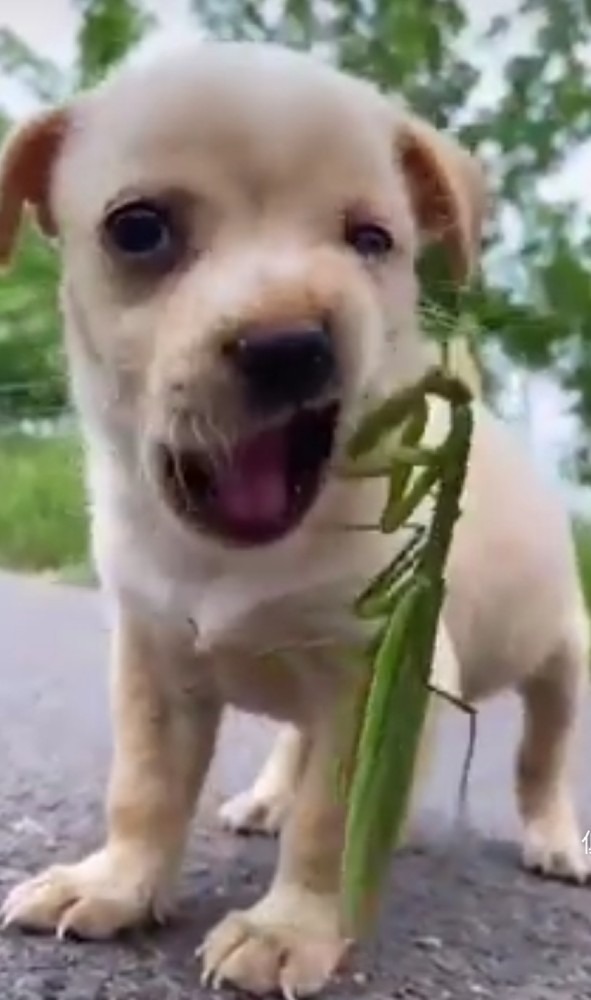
[2,607,220,939]
[202,717,349,997]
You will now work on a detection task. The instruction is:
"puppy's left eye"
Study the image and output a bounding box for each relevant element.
[345,221,394,259]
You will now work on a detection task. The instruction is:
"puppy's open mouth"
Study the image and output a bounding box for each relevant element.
[156,403,339,545]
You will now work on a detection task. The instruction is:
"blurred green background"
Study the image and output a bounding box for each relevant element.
[0,0,591,581]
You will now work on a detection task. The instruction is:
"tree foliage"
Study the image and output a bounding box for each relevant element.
[0,0,149,420]
[0,0,590,475]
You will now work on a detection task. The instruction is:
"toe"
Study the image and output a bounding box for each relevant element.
[216,933,282,994]
[281,936,347,998]
[200,912,250,985]
[56,895,148,940]
[2,867,77,931]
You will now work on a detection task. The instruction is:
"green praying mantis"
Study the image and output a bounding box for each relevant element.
[338,361,475,930]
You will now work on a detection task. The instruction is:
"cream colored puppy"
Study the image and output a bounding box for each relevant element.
[0,39,588,998]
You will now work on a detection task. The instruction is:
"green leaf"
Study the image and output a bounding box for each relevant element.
[74,0,154,87]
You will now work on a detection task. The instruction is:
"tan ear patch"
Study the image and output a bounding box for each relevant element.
[0,107,68,264]
[397,115,488,282]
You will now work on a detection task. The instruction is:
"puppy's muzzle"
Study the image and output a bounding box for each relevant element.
[154,323,341,547]
[224,323,336,413]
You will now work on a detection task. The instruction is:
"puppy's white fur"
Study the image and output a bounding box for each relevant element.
[0,39,588,997]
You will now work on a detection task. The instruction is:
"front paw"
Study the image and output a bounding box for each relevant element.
[200,886,347,997]
[2,847,173,939]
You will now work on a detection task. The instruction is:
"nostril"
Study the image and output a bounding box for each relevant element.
[224,325,336,411]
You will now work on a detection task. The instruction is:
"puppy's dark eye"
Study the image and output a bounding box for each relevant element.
[345,221,394,259]
[103,200,174,260]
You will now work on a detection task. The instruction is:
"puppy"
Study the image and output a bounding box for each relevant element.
[0,39,588,998]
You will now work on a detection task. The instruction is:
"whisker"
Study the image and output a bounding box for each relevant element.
[168,412,197,512]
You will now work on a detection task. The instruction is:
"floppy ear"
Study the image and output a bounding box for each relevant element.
[397,114,487,283]
[0,108,68,265]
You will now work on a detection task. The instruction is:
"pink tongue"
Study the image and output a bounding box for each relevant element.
[215,428,289,528]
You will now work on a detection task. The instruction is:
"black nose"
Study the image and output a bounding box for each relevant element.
[225,324,336,411]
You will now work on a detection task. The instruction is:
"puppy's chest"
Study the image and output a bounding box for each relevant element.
[193,583,367,722]
[104,525,369,720]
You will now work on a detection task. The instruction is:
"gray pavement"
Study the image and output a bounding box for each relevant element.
[1,571,591,999]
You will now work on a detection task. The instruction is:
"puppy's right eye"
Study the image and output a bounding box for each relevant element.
[103,200,175,261]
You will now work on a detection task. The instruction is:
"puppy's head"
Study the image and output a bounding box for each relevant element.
[0,41,486,548]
